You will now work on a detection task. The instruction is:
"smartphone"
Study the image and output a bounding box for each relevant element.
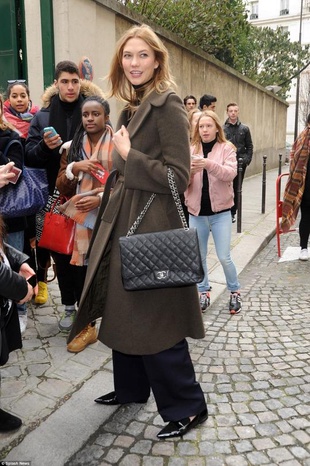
[44,126,58,138]
[8,165,22,184]
[90,162,109,185]
[43,126,62,145]
[27,274,37,288]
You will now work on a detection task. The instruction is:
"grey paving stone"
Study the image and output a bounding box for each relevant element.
[267,446,294,462]
[4,196,310,466]
[119,454,142,466]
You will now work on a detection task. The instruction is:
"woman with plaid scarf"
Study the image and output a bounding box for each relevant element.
[281,113,310,260]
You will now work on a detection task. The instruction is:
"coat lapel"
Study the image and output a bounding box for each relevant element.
[126,90,175,139]
[127,99,152,139]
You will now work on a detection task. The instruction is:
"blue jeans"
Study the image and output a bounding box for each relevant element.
[7,231,24,252]
[7,231,27,315]
[189,211,240,293]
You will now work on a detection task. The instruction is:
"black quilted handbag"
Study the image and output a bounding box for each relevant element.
[119,168,204,291]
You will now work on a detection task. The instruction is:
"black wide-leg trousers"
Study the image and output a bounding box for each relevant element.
[112,339,207,422]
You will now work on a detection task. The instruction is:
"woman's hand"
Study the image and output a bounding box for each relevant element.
[18,263,37,302]
[190,157,207,175]
[0,162,16,187]
[72,160,100,175]
[75,195,100,212]
[19,263,36,280]
[112,125,131,161]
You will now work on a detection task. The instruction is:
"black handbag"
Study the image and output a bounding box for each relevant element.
[119,168,204,291]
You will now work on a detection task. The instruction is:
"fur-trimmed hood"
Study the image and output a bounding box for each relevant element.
[41,79,106,108]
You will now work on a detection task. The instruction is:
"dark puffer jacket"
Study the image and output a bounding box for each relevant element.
[223,119,253,166]
[25,80,106,194]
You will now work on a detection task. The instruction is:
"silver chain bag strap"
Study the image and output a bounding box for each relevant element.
[119,167,204,291]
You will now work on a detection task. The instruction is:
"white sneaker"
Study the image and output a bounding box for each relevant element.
[19,314,27,335]
[299,248,309,261]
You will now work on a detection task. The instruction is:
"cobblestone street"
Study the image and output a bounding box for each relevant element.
[65,231,310,466]
[3,168,310,466]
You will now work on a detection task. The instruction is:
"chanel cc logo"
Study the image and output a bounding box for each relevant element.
[155,271,169,280]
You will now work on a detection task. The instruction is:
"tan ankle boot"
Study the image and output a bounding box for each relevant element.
[67,324,97,353]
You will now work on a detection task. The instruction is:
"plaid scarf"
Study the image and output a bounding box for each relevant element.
[281,127,310,233]
[3,100,39,139]
[70,126,113,266]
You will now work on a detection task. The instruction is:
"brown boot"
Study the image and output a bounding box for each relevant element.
[67,324,97,353]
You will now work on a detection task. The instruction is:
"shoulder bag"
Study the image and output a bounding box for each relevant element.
[0,140,49,218]
[119,167,203,291]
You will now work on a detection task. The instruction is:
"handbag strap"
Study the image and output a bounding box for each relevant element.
[49,195,68,213]
[126,167,188,237]
[2,139,24,161]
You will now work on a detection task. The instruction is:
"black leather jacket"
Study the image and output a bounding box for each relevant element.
[0,243,28,302]
[223,119,253,166]
[0,243,28,364]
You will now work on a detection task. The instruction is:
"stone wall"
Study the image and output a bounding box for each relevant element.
[25,0,288,174]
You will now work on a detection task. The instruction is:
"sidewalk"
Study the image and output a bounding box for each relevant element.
[1,167,287,465]
[207,166,285,306]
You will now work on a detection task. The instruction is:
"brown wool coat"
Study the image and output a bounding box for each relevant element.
[68,89,205,355]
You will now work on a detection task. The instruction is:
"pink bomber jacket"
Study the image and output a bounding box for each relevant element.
[185,141,237,216]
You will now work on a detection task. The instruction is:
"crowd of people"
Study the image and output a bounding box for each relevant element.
[2,22,306,440]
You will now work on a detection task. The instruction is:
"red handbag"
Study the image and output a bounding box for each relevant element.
[38,196,75,255]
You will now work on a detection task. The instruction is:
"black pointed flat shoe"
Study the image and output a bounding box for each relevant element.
[94,391,149,405]
[0,408,22,432]
[157,408,208,439]
[94,391,120,405]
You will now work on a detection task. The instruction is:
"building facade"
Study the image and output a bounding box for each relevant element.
[244,0,310,143]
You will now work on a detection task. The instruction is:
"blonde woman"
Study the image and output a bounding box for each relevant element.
[68,24,207,439]
[185,110,241,314]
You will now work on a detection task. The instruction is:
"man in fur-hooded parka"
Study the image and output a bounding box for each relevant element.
[25,73,105,194]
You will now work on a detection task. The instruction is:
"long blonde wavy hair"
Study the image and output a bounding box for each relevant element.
[108,24,176,114]
[191,110,232,153]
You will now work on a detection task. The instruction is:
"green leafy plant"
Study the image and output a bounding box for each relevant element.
[117,0,310,99]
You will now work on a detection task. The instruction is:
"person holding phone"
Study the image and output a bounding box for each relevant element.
[56,96,113,352]
[185,110,241,314]
[25,60,106,333]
